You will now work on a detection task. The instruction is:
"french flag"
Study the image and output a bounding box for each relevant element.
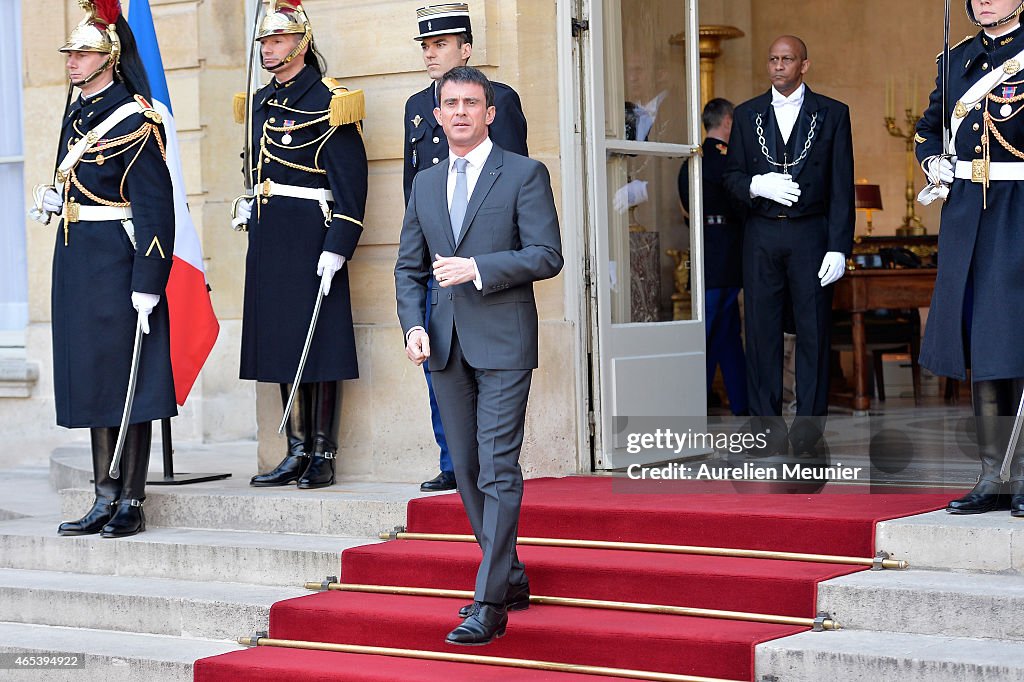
[128,0,219,405]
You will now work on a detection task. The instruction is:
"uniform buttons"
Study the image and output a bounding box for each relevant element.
[976,103,982,110]
[411,136,416,143]
[432,157,439,164]
[975,145,983,153]
[983,63,990,70]
[432,136,440,143]
[269,118,276,124]
[973,123,981,131]
[261,198,269,204]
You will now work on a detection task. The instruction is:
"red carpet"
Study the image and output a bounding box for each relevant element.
[194,476,953,682]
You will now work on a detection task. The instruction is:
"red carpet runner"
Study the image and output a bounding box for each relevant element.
[194,477,953,681]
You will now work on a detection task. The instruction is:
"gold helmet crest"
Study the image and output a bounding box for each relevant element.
[256,0,313,70]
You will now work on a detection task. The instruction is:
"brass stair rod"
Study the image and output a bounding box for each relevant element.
[381,530,909,570]
[238,635,744,682]
[302,581,841,631]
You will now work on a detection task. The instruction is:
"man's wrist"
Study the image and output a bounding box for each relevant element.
[471,257,483,290]
[406,326,425,344]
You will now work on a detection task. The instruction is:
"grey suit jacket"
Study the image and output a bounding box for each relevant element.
[395,143,563,372]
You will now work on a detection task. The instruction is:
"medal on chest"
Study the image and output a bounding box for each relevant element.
[281,120,296,145]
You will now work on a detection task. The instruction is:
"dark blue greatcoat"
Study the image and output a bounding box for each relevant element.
[916,28,1024,381]
[51,83,176,428]
[240,66,368,383]
[403,79,528,203]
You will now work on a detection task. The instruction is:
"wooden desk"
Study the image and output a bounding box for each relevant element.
[832,268,937,411]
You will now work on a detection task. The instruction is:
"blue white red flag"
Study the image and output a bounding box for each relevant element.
[127,0,219,405]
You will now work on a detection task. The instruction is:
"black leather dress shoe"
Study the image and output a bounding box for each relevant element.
[58,498,116,536]
[100,499,146,538]
[251,453,310,487]
[459,580,530,618]
[446,603,507,646]
[947,480,1011,514]
[420,471,457,492]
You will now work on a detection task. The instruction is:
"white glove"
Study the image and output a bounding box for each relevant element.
[613,180,649,214]
[923,154,955,186]
[231,197,253,231]
[42,188,63,213]
[749,173,801,206]
[917,183,949,206]
[131,292,160,335]
[818,251,847,287]
[317,250,345,296]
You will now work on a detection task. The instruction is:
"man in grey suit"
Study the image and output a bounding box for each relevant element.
[395,66,563,646]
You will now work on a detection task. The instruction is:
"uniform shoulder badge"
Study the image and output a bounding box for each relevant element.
[914,133,927,144]
[134,94,162,124]
[325,84,365,127]
[411,114,423,128]
[715,143,728,155]
[233,92,247,124]
[936,35,974,62]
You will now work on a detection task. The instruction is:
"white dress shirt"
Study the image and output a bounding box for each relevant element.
[447,136,493,209]
[771,83,805,144]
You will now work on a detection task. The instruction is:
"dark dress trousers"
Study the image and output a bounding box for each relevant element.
[722,87,854,419]
[915,29,1024,381]
[240,66,368,383]
[395,143,563,602]
[51,83,176,428]
[403,80,528,203]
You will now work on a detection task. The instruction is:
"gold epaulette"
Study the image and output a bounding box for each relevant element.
[936,35,974,62]
[322,77,365,127]
[233,92,246,124]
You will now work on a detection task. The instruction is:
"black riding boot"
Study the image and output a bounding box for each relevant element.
[58,427,121,536]
[102,422,152,538]
[299,381,341,489]
[251,383,314,487]
[948,380,1013,514]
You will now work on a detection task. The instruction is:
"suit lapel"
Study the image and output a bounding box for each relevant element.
[455,146,504,251]
[790,88,827,181]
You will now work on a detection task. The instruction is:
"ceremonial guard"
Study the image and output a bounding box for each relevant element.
[29,0,176,538]
[405,3,529,493]
[232,0,367,490]
[916,0,1024,516]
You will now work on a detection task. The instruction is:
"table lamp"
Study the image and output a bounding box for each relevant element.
[855,182,883,236]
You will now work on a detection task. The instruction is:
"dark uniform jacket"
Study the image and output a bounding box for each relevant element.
[403,79,527,203]
[916,27,1024,381]
[241,66,368,383]
[678,136,743,289]
[51,82,176,428]
[722,86,855,256]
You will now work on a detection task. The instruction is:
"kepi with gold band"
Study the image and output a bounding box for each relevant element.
[32,0,177,540]
[233,0,368,491]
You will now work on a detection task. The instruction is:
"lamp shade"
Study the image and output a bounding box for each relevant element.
[854,184,883,211]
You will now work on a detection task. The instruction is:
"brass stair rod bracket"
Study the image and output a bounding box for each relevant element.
[873,551,909,570]
[812,612,842,632]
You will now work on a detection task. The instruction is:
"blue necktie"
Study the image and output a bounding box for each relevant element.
[450,157,469,242]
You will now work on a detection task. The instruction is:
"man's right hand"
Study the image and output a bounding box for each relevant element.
[231,196,254,231]
[41,188,63,214]
[749,172,801,206]
[923,154,956,186]
[406,328,431,366]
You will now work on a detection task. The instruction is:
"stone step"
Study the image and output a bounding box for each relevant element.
[0,465,60,521]
[755,629,1024,682]
[818,568,1024,641]
[0,567,306,640]
[0,516,373,586]
[877,510,1024,574]
[0,621,240,682]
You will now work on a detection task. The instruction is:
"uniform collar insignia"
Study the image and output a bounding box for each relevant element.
[412,114,423,128]
[715,142,728,155]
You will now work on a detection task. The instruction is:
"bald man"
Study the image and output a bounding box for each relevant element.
[722,36,854,454]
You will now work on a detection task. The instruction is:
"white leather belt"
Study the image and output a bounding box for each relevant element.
[64,204,133,223]
[954,160,1024,181]
[257,179,334,203]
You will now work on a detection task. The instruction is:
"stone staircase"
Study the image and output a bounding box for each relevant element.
[0,444,418,681]
[756,509,1024,681]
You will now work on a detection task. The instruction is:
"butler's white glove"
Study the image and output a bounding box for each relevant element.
[231,197,253,231]
[749,172,801,207]
[613,179,649,214]
[818,252,847,287]
[29,185,62,224]
[131,292,160,335]
[42,188,63,213]
[923,154,955,186]
[317,251,345,296]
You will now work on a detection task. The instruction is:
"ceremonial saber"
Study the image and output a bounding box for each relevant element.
[999,390,1024,481]
[943,0,951,153]
[279,288,324,434]
[110,318,145,479]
